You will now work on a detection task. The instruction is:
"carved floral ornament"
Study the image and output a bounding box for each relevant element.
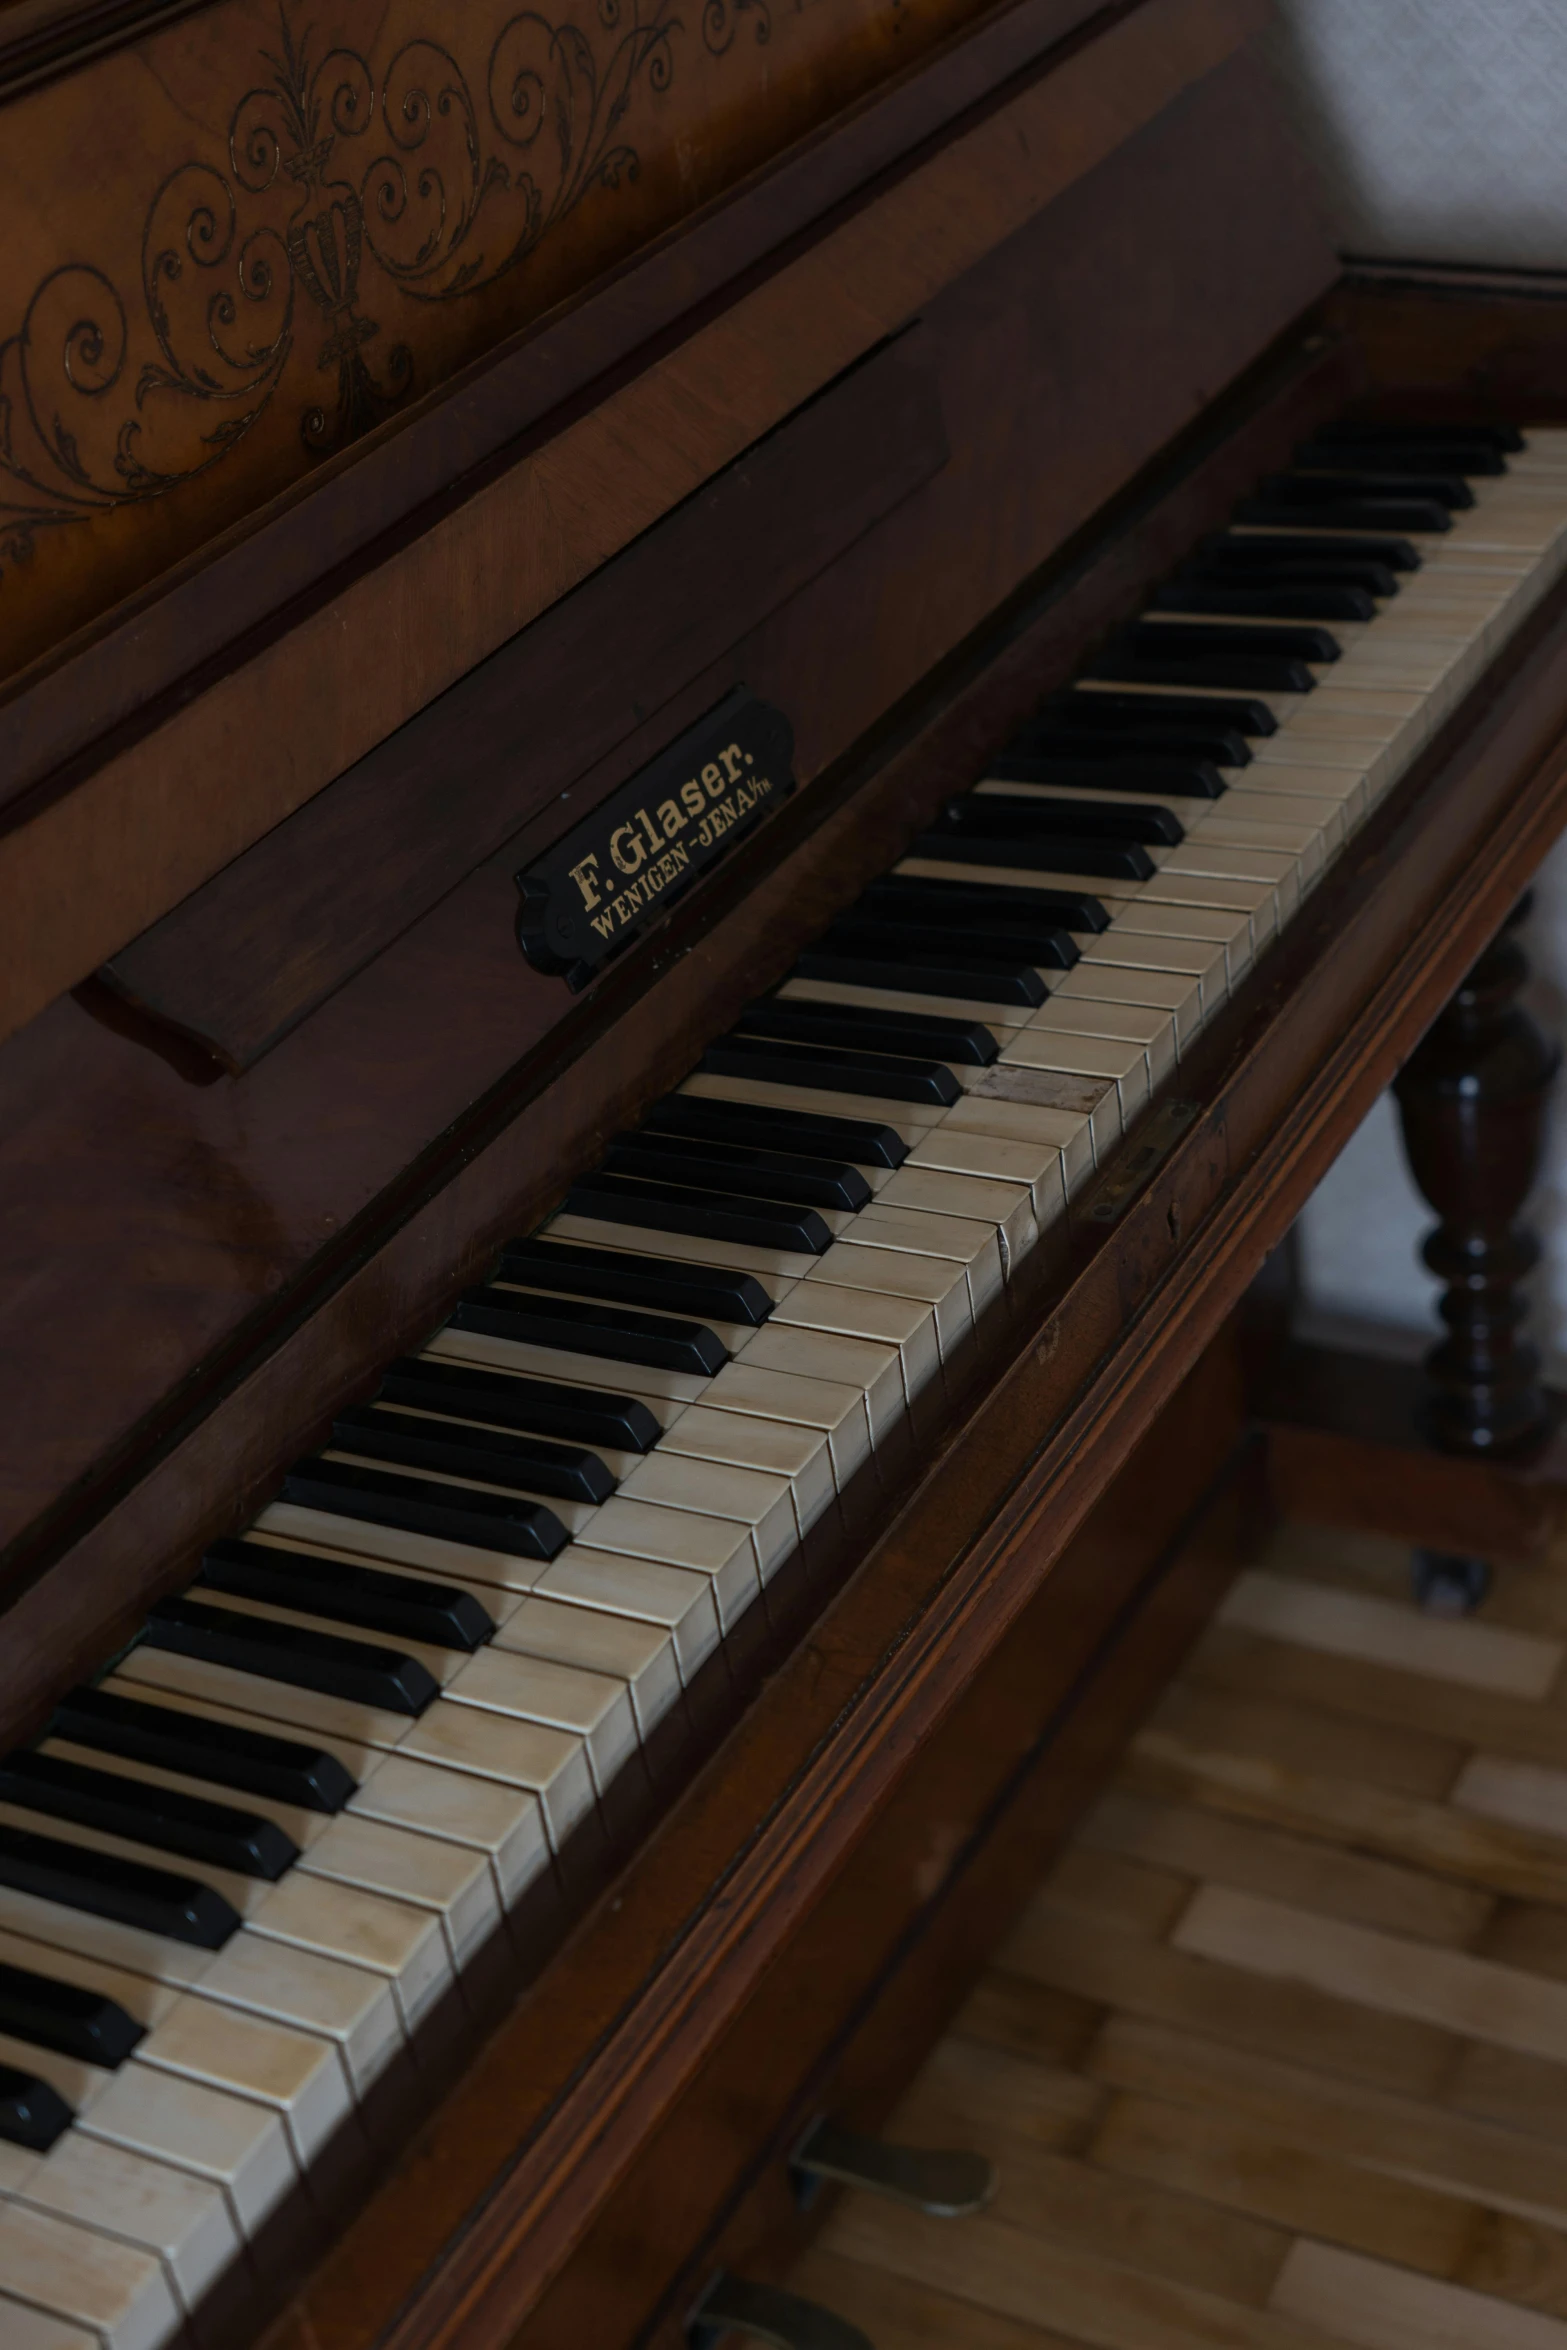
[0,0,769,581]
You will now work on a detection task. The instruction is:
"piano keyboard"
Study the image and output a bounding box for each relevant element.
[6,421,1567,2348]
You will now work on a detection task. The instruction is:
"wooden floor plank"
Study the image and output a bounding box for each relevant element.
[1218,1570,1563,1700]
[1149,1676,1466,1799]
[894,2036,1107,2157]
[1187,1624,1567,1777]
[1088,2088,1478,2276]
[785,1524,1567,2347]
[790,2248,1101,2350]
[1271,2239,1567,2350]
[1003,1910,1458,2098]
[1083,1787,1494,1946]
[1174,1886,1567,2065]
[818,2199,1348,2350]
[1457,1755,1567,1844]
[1128,1726,1567,1906]
[1087,2014,1567,2228]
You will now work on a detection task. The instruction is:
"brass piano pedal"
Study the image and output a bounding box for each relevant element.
[790,2114,996,2217]
[688,2272,872,2350]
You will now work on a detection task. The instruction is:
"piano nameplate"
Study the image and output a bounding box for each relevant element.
[515,688,796,987]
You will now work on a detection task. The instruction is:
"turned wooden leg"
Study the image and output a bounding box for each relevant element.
[1392,895,1561,1456]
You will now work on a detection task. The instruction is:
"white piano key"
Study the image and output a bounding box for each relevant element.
[8,2133,240,2318]
[616,1453,798,1579]
[0,2297,98,2350]
[1051,960,1204,1050]
[244,1872,452,2039]
[533,1545,721,1681]
[139,1990,350,2166]
[198,1925,408,2096]
[495,1596,682,1744]
[1107,901,1255,983]
[942,1078,1102,1183]
[296,1815,499,1971]
[78,2063,295,2240]
[768,1282,942,1405]
[732,1324,907,1446]
[678,1068,943,1132]
[903,1122,1068,1224]
[345,1756,549,1912]
[541,1213,821,1285]
[580,1496,764,1624]
[800,1240,973,1359]
[1076,928,1229,1015]
[1008,1001,1171,1094]
[775,976,1027,1031]
[398,1708,596,1856]
[846,1191,1012,1303]
[417,1326,715,1403]
[0,2199,180,2350]
[650,1405,838,1534]
[445,1650,638,1796]
[699,1361,874,1489]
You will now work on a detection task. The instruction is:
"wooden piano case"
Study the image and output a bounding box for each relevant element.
[6,1,1567,2344]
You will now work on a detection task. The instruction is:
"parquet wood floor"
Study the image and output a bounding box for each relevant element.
[792,1521,1567,2348]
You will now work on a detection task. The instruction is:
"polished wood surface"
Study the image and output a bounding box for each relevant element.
[797,1517,1567,2349]
[0,0,1272,1048]
[0,0,998,677]
[0,48,1339,1641]
[100,331,950,1069]
[1393,898,1561,1455]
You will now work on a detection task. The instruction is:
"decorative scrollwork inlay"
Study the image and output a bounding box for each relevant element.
[0,0,736,583]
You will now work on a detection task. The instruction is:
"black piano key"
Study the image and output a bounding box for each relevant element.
[145,1593,441,1714]
[1085,652,1317,695]
[564,1172,834,1256]
[1284,457,1477,505]
[1004,724,1249,771]
[862,873,1111,935]
[451,1286,728,1375]
[826,909,1080,973]
[0,1749,298,1882]
[1148,580,1377,622]
[1054,688,1279,735]
[1294,437,1506,479]
[603,1133,872,1212]
[911,830,1157,881]
[733,998,998,1066]
[0,1958,143,2069]
[700,1038,961,1106]
[793,945,1048,1007]
[499,1236,776,1326]
[49,1687,357,1815]
[0,1819,240,1949]
[940,793,1183,845]
[640,1093,909,1170]
[278,1459,570,1566]
[202,1531,501,1645]
[1198,531,1419,575]
[1314,418,1522,455]
[0,2062,73,2151]
[985,754,1223,801]
[1233,489,1452,535]
[1121,620,1341,665]
[380,1359,661,1452]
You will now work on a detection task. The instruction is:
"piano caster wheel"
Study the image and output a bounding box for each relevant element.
[790,2114,996,2217]
[688,2272,873,2350]
[1412,1547,1491,1616]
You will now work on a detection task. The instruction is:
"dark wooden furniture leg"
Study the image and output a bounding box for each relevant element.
[1259,897,1567,1580]
[1392,894,1560,1456]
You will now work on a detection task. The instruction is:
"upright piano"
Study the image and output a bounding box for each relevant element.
[4,0,1567,2343]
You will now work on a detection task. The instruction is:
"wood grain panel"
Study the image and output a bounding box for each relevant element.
[0,0,1279,1046]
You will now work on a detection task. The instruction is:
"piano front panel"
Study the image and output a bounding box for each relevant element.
[0,36,1341,1712]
